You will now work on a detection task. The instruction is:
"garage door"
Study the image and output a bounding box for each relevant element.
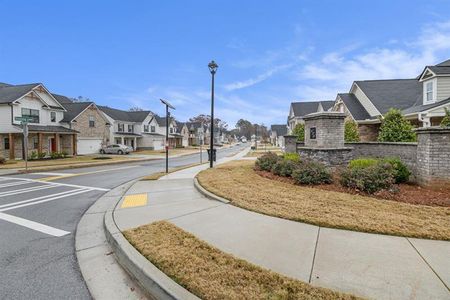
[78,139,103,155]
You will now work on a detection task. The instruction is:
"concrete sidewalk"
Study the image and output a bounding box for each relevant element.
[113,151,450,300]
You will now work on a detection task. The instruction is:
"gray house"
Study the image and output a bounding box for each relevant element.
[270,124,288,147]
[288,100,334,133]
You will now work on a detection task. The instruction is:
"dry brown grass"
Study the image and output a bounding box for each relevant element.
[133,148,201,156]
[124,221,360,300]
[197,161,450,240]
[245,149,282,157]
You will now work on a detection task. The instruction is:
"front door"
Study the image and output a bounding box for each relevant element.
[49,138,56,153]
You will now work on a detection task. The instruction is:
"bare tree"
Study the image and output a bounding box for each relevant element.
[129,106,144,112]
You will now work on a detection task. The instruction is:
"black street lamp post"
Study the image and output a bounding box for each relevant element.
[208,60,218,168]
[160,99,175,173]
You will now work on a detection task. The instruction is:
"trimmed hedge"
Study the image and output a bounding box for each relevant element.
[255,152,280,171]
[349,157,410,183]
[271,159,296,177]
[340,161,395,194]
[292,161,332,185]
[282,153,300,162]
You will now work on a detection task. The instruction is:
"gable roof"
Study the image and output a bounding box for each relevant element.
[186,121,205,130]
[52,93,74,104]
[99,106,151,122]
[0,83,40,104]
[61,102,94,122]
[402,97,450,115]
[337,93,371,120]
[290,100,334,118]
[418,59,450,80]
[355,79,422,115]
[270,124,287,136]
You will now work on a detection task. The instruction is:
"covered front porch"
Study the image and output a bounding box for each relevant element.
[0,126,78,160]
[114,133,141,150]
[169,133,183,148]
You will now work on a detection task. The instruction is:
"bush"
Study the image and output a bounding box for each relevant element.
[255,152,280,171]
[38,152,46,159]
[30,151,38,160]
[349,157,410,183]
[271,159,296,177]
[340,161,395,194]
[292,123,305,142]
[0,157,5,164]
[61,151,69,158]
[383,157,411,183]
[344,120,360,142]
[378,108,416,142]
[291,161,332,185]
[282,153,300,162]
[441,108,450,128]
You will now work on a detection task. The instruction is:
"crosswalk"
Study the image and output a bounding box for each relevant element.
[0,176,109,236]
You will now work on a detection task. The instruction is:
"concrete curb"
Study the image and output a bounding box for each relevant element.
[103,190,200,300]
[193,177,230,204]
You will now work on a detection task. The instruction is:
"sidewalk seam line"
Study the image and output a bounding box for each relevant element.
[167,203,226,221]
[76,242,106,252]
[308,226,321,284]
[405,237,450,292]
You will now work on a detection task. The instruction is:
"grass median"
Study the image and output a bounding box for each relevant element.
[197,160,450,240]
[124,221,360,300]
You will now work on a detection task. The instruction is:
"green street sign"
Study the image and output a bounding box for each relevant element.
[14,116,34,123]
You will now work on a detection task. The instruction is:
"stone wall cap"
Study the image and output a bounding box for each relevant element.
[345,141,418,146]
[415,126,450,134]
[298,146,353,151]
[302,111,347,120]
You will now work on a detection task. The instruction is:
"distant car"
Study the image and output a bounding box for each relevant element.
[100,144,132,155]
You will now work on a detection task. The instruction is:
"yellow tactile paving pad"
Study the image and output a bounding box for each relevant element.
[121,193,148,208]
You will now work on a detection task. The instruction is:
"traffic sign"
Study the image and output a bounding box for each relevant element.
[14,116,34,123]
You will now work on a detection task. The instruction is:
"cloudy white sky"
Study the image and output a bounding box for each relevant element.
[1,1,449,128]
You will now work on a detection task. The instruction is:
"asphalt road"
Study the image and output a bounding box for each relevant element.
[0,144,247,300]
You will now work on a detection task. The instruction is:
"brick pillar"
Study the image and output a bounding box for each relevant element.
[38,133,43,154]
[9,133,14,159]
[283,135,297,153]
[416,127,450,186]
[72,134,77,156]
[303,112,346,149]
[55,133,60,152]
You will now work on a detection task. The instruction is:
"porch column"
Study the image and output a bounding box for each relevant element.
[121,136,124,144]
[38,133,43,154]
[9,133,14,160]
[55,133,60,152]
[72,134,77,156]
[134,137,137,150]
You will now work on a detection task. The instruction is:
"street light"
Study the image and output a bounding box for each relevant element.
[160,99,175,173]
[208,60,218,168]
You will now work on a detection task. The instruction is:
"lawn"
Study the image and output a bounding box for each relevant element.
[197,160,450,240]
[0,155,143,169]
[133,147,202,156]
[124,221,359,300]
[245,149,283,157]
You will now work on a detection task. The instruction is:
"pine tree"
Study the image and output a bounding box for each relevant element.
[378,108,416,142]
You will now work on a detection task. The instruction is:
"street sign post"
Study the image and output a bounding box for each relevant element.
[15,116,31,173]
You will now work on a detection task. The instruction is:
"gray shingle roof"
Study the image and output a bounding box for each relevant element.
[290,100,334,118]
[186,121,205,131]
[337,93,371,120]
[0,83,40,104]
[52,93,74,104]
[402,97,450,115]
[61,102,93,122]
[154,115,175,127]
[270,124,287,136]
[99,106,151,122]
[355,79,422,115]
[17,125,78,133]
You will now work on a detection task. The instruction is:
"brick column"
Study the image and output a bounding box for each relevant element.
[38,133,43,154]
[55,133,60,152]
[9,133,14,159]
[72,134,77,156]
[416,127,450,186]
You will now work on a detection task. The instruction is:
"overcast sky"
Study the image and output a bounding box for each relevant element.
[1,0,450,127]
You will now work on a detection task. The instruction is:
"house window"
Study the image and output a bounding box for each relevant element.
[50,111,56,122]
[4,137,9,150]
[310,127,316,139]
[118,123,124,132]
[32,136,39,149]
[21,108,39,123]
[151,126,155,133]
[169,127,173,134]
[128,125,134,133]
[144,125,149,132]
[426,81,434,102]
[89,116,95,127]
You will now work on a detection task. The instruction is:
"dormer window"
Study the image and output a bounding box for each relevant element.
[423,78,437,104]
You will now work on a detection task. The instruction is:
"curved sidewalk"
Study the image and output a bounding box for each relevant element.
[113,152,450,300]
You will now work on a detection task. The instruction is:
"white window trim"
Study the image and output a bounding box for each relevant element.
[423,78,437,105]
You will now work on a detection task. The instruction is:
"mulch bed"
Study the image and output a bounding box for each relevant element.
[256,170,450,207]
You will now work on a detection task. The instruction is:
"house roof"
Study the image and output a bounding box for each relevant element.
[99,106,151,122]
[52,93,74,104]
[290,101,334,118]
[0,83,40,104]
[355,79,422,115]
[426,59,450,75]
[186,121,204,130]
[337,93,371,120]
[18,125,78,133]
[270,124,287,136]
[402,97,450,115]
[61,102,93,122]
[154,115,175,127]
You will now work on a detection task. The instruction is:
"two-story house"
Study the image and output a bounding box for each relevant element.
[150,115,182,148]
[0,82,78,159]
[331,59,450,140]
[287,101,334,133]
[270,124,288,147]
[184,122,207,146]
[98,106,155,150]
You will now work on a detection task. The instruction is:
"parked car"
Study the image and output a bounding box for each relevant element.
[100,144,132,155]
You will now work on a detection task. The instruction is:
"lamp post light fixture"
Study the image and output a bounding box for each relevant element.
[160,99,175,173]
[208,60,218,168]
